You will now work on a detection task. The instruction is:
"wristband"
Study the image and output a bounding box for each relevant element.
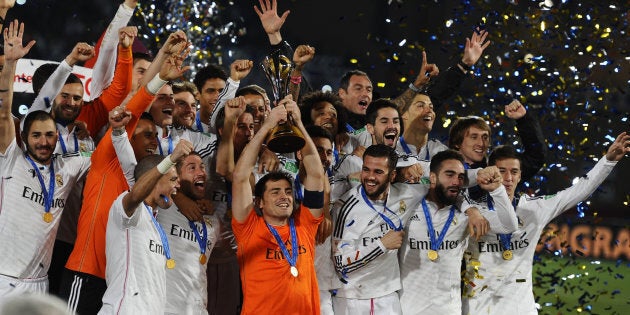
[157,155,176,174]
[408,83,422,94]
[112,128,126,137]
[147,74,168,95]
[290,76,302,85]
[458,61,472,72]
[303,189,324,209]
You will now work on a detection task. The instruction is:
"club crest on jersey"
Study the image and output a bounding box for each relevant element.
[399,200,406,214]
[56,174,63,186]
[204,216,213,228]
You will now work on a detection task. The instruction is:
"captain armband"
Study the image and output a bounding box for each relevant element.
[303,189,324,209]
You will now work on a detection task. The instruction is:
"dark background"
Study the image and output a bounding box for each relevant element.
[6,0,629,220]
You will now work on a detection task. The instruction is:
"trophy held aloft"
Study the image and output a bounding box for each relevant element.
[261,53,305,153]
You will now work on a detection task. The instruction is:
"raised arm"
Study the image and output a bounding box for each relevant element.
[29,42,94,115]
[505,100,547,182]
[207,60,252,133]
[286,98,324,192]
[232,99,288,222]
[109,105,136,188]
[122,139,192,216]
[391,51,439,109]
[89,0,137,99]
[215,96,246,181]
[285,96,324,217]
[137,30,188,88]
[0,19,35,153]
[289,44,315,102]
[98,26,137,109]
[254,0,289,45]
[476,166,518,234]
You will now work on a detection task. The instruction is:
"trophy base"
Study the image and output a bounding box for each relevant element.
[266,134,306,153]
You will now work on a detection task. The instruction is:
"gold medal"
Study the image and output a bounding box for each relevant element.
[166,259,176,269]
[43,212,53,223]
[427,250,439,261]
[502,250,513,260]
[290,266,299,277]
[199,254,207,265]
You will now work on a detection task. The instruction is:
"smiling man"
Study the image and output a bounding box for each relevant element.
[331,144,430,314]
[99,141,192,314]
[399,93,448,160]
[171,81,198,129]
[0,20,91,299]
[462,133,629,315]
[157,151,219,314]
[397,150,517,314]
[334,99,425,184]
[235,84,268,134]
[231,96,325,314]
[448,100,546,183]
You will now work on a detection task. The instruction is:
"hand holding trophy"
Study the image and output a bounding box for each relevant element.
[261,51,305,153]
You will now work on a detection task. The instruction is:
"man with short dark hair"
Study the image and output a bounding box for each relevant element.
[461,133,630,315]
[448,100,546,183]
[398,149,517,314]
[99,141,193,314]
[60,32,190,314]
[231,95,325,314]
[193,61,253,134]
[0,21,90,298]
[332,144,429,314]
[236,84,269,134]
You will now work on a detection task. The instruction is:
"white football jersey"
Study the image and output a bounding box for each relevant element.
[332,182,429,299]
[100,193,168,315]
[399,185,517,315]
[0,140,90,279]
[462,157,617,315]
[158,204,219,315]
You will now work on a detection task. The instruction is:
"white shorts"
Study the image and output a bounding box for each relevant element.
[0,273,48,303]
[333,291,402,315]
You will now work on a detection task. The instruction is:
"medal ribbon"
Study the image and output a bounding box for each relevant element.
[266,217,298,269]
[487,194,514,252]
[25,155,55,216]
[144,203,173,261]
[360,187,402,231]
[188,220,208,256]
[293,174,304,201]
[157,134,174,155]
[195,111,204,132]
[345,123,355,133]
[58,130,79,154]
[423,143,430,161]
[399,136,412,155]
[399,136,431,160]
[421,198,455,251]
